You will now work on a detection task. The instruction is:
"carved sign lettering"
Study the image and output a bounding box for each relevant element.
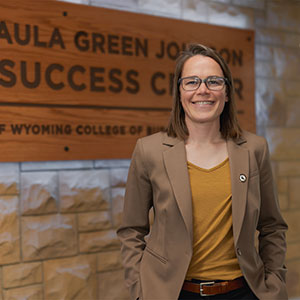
[0,0,255,161]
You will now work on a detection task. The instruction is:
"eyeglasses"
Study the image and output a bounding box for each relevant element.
[178,76,227,91]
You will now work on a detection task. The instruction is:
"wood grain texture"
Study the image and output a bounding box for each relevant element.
[0,0,255,161]
[0,106,169,161]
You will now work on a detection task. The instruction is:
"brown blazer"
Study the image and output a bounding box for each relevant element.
[117,131,288,300]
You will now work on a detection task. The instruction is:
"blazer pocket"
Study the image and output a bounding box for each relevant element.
[145,246,167,264]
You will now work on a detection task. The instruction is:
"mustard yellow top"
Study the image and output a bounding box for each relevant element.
[185,158,242,280]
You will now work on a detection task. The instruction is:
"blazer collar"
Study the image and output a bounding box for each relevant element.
[162,132,246,146]
[162,133,249,247]
[162,134,182,147]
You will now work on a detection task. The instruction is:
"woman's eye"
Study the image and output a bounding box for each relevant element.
[209,80,218,85]
[208,79,222,85]
[186,79,198,85]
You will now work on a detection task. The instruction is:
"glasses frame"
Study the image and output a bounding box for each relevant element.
[178,75,228,91]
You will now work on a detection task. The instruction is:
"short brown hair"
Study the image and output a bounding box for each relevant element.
[166,43,242,140]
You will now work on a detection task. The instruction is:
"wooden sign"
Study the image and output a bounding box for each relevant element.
[0,0,255,161]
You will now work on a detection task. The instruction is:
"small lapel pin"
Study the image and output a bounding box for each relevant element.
[239,174,247,182]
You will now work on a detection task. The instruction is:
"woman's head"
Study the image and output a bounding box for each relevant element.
[166,43,242,140]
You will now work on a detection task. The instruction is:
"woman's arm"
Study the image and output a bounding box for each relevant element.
[257,138,288,282]
[117,139,153,300]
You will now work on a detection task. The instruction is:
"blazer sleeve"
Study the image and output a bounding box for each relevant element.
[117,139,153,300]
[257,138,288,282]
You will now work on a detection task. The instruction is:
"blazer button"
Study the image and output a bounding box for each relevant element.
[239,174,247,182]
[237,248,242,256]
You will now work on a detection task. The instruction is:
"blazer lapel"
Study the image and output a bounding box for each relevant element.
[227,137,249,245]
[162,135,193,248]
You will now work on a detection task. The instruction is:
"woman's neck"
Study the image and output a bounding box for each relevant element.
[185,120,223,146]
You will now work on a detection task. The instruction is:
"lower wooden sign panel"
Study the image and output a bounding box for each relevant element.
[0,106,170,162]
[0,104,255,162]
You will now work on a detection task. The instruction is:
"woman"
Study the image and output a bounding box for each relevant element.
[117,44,288,300]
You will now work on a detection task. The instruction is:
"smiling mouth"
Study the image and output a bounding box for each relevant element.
[192,101,215,105]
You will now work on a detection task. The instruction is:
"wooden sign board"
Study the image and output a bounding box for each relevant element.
[0,0,255,161]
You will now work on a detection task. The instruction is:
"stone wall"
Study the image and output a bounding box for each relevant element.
[0,0,299,299]
[0,160,130,299]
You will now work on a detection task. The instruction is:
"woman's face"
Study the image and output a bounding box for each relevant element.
[179,55,228,129]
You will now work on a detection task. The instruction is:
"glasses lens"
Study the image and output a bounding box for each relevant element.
[206,77,225,90]
[182,77,200,91]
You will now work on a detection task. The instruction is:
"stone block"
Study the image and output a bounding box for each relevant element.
[254,8,265,26]
[59,170,110,212]
[286,241,300,261]
[91,0,137,10]
[265,128,300,160]
[255,79,286,127]
[284,80,300,98]
[22,214,77,261]
[3,285,43,300]
[3,262,42,288]
[97,250,123,272]
[182,0,209,23]
[21,160,93,171]
[273,47,300,80]
[277,177,288,194]
[138,0,181,17]
[111,188,125,228]
[44,255,97,300]
[110,168,129,188]
[286,260,300,298]
[78,211,112,232]
[282,210,300,243]
[98,269,130,300]
[207,2,254,29]
[79,230,120,253]
[289,177,300,209]
[0,174,18,196]
[266,2,300,33]
[278,161,300,177]
[257,28,300,49]
[60,0,89,4]
[255,61,275,78]
[255,45,273,61]
[287,96,300,127]
[278,193,288,211]
[21,171,58,215]
[210,0,233,3]
[0,196,20,265]
[232,0,265,10]
[0,163,19,173]
[255,28,283,45]
[0,163,19,195]
[283,32,300,49]
[255,60,276,78]
[94,159,131,169]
